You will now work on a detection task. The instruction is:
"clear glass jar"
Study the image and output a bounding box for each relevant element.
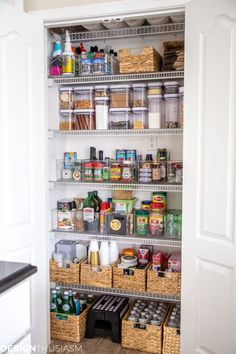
[59,87,74,110]
[149,204,164,237]
[95,97,109,129]
[109,108,132,129]
[95,85,109,98]
[164,81,179,94]
[74,86,94,109]
[148,95,163,129]
[110,85,132,109]
[164,94,179,128]
[132,83,147,107]
[179,86,184,128]
[59,110,75,130]
[132,107,148,129]
[75,210,84,232]
[147,82,163,96]
[74,109,96,130]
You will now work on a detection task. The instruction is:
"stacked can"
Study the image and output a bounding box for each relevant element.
[128,300,169,326]
[167,304,181,328]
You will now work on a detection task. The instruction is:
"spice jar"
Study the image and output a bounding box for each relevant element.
[164,93,179,128]
[59,87,74,110]
[110,85,132,108]
[121,160,133,182]
[136,210,149,236]
[83,161,94,181]
[152,162,161,182]
[109,108,132,129]
[139,161,152,183]
[110,162,122,181]
[95,97,109,130]
[148,95,163,129]
[179,86,184,128]
[72,161,82,181]
[164,81,179,94]
[95,85,109,98]
[74,86,94,109]
[132,107,148,129]
[74,109,96,130]
[75,209,84,232]
[147,82,163,96]
[93,162,104,182]
[132,83,147,107]
[149,203,164,237]
[60,110,75,130]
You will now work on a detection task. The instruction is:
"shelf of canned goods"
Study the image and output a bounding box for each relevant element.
[50,180,183,192]
[50,283,181,303]
[49,128,183,138]
[69,23,185,42]
[50,71,184,86]
[50,230,182,248]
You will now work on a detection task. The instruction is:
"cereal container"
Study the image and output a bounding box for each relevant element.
[132,83,147,107]
[74,86,94,109]
[132,107,148,129]
[59,110,75,130]
[74,109,96,130]
[110,85,132,109]
[59,87,74,110]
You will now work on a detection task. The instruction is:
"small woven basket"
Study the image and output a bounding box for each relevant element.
[147,264,181,295]
[80,258,113,288]
[163,306,181,354]
[113,259,149,292]
[50,259,82,285]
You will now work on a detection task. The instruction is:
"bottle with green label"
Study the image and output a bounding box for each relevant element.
[92,191,102,211]
[68,289,76,314]
[50,290,58,313]
[62,291,73,314]
[83,192,99,233]
[55,286,63,312]
[103,157,110,181]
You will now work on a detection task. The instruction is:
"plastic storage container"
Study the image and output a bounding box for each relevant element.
[74,86,94,109]
[109,108,132,129]
[164,94,179,128]
[59,110,75,130]
[95,85,109,98]
[95,97,109,130]
[135,210,149,236]
[59,87,74,110]
[74,109,96,130]
[110,85,132,109]
[132,83,147,107]
[149,203,164,237]
[164,81,179,94]
[179,86,184,128]
[147,82,163,96]
[148,95,163,129]
[132,107,148,129]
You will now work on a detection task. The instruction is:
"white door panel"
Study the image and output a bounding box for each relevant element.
[0,2,48,350]
[183,0,236,353]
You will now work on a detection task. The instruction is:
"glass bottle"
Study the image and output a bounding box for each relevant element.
[73,291,81,316]
[50,290,58,313]
[62,291,73,314]
[83,192,99,233]
[102,157,111,181]
[55,286,63,312]
[80,294,87,312]
[92,191,102,211]
[68,289,76,314]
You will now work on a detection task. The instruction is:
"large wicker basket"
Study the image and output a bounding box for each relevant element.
[147,264,181,295]
[163,306,181,354]
[50,259,82,285]
[80,258,113,288]
[113,259,149,292]
[119,47,162,74]
[50,304,91,342]
[122,308,163,353]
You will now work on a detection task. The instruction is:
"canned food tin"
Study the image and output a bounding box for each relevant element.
[152,192,167,210]
[116,149,126,161]
[126,149,137,161]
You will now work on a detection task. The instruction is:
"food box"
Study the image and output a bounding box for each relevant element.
[112,190,133,200]
[112,198,137,213]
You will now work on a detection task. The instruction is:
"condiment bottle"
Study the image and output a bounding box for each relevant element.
[62,30,75,76]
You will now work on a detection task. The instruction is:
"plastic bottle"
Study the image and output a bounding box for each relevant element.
[62,30,75,76]
[50,40,62,76]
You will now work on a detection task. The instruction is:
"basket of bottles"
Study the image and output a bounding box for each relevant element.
[50,288,95,343]
[162,305,181,354]
[147,253,181,295]
[122,300,170,354]
[80,258,113,288]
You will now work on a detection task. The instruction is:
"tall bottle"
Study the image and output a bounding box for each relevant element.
[62,291,73,314]
[50,40,62,76]
[73,291,81,316]
[103,157,110,181]
[62,30,75,76]
[83,192,99,233]
[92,191,102,211]
[55,286,63,312]
[50,290,58,313]
[68,289,76,314]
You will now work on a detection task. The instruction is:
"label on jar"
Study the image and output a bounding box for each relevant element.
[94,168,103,181]
[57,211,74,229]
[84,168,93,180]
[149,213,164,233]
[62,56,74,74]
[111,167,121,180]
[62,304,70,312]
[136,216,149,226]
[122,167,132,181]
[110,219,122,231]
[83,207,95,223]
[73,171,82,181]
[152,167,161,181]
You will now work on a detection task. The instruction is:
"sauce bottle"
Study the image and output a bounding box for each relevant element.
[62,30,75,76]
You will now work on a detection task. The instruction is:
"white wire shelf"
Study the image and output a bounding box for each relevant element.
[50,71,184,86]
[49,128,183,137]
[50,180,183,192]
[69,23,185,42]
[50,283,181,303]
[51,230,182,248]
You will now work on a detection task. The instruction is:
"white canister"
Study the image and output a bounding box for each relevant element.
[148,94,163,129]
[95,97,109,129]
[99,241,110,266]
[109,241,119,264]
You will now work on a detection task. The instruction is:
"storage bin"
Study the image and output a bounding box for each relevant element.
[119,47,162,74]
[110,85,132,109]
[109,108,132,129]
[147,82,163,96]
[148,95,163,129]
[74,109,96,130]
[122,308,164,353]
[163,307,181,354]
[132,83,147,107]
[113,259,149,291]
[95,85,109,98]
[59,110,75,130]
[59,87,74,110]
[164,94,179,128]
[95,97,109,129]
[50,303,92,342]
[49,259,82,284]
[147,264,181,295]
[80,258,113,288]
[132,107,148,129]
[74,86,94,109]
[164,81,179,94]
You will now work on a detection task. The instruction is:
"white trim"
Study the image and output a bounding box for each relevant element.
[29,0,187,26]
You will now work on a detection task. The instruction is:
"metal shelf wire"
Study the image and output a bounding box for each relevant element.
[50,180,183,192]
[49,128,183,137]
[51,230,182,247]
[69,22,184,42]
[50,71,184,86]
